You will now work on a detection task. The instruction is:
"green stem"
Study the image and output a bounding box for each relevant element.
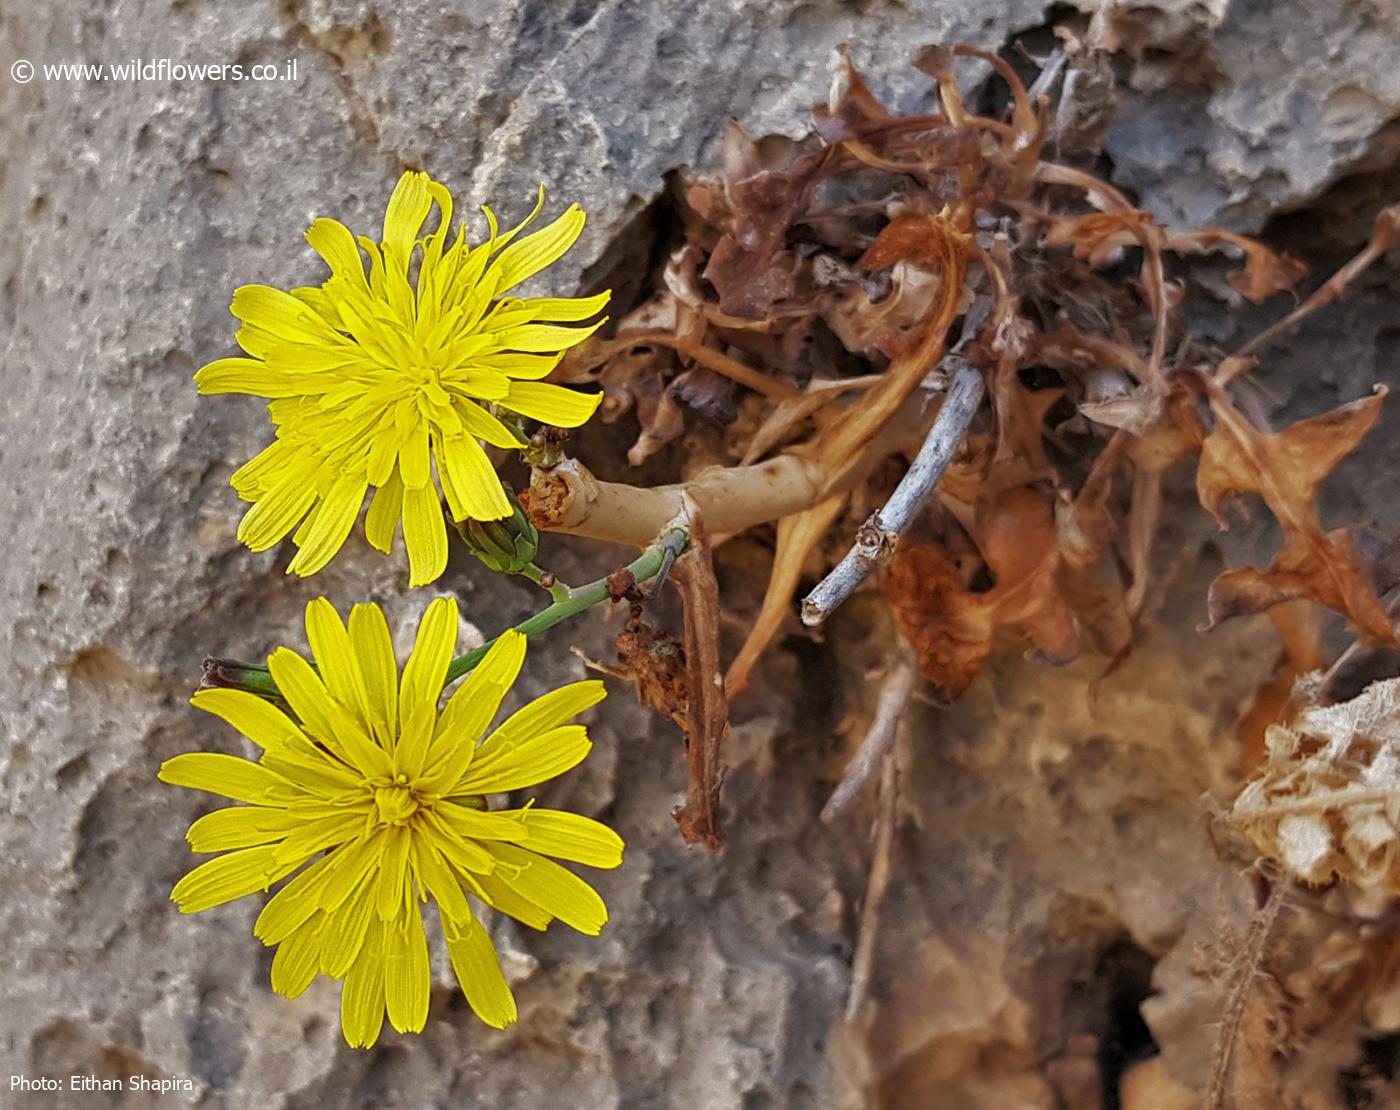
[516,562,574,604]
[443,526,688,685]
[201,527,690,701]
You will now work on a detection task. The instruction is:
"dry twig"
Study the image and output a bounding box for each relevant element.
[670,506,729,850]
[1206,874,1292,1110]
[802,354,985,626]
[845,750,900,1020]
[821,653,917,822]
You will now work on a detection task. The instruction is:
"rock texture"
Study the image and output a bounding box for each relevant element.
[3,1,1400,1108]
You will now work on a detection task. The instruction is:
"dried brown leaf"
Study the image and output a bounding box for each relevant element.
[1042,208,1158,267]
[885,544,992,698]
[1197,377,1394,641]
[1038,209,1307,304]
[575,617,690,731]
[886,486,1083,697]
[701,121,830,318]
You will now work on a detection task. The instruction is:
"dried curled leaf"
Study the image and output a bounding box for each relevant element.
[700,121,824,318]
[1038,209,1308,302]
[575,617,689,730]
[1196,377,1395,642]
[885,544,996,699]
[1234,678,1400,891]
[885,486,1084,697]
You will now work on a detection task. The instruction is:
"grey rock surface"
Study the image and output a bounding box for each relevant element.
[3,1,1400,1108]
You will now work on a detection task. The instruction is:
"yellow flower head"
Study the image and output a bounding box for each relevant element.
[160,597,622,1048]
[197,172,609,586]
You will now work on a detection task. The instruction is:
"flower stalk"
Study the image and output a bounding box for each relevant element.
[200,526,690,701]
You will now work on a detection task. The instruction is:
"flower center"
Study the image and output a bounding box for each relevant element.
[373,779,422,826]
[406,363,452,409]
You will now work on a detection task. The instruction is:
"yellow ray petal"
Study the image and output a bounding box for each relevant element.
[402,484,448,587]
[305,217,369,290]
[443,906,517,1029]
[473,870,554,930]
[375,825,413,921]
[420,632,526,793]
[384,909,431,1034]
[489,204,586,294]
[237,479,318,553]
[482,842,608,935]
[320,869,378,977]
[409,837,472,929]
[267,812,367,870]
[453,401,528,450]
[399,597,457,721]
[381,171,433,264]
[516,289,611,323]
[502,381,604,427]
[482,185,546,253]
[483,680,605,751]
[340,919,388,1048]
[458,724,591,795]
[265,648,342,748]
[270,915,324,999]
[170,844,302,914]
[267,648,392,778]
[509,809,625,869]
[185,806,303,853]
[190,688,304,751]
[231,285,341,345]
[364,468,404,554]
[159,752,294,805]
[399,415,431,490]
[436,432,511,521]
[194,358,303,398]
[496,317,606,355]
[436,805,528,843]
[304,598,372,724]
[473,351,564,381]
[394,702,435,780]
[254,850,343,944]
[420,810,497,875]
[348,602,399,740]
[231,438,298,499]
[287,472,368,578]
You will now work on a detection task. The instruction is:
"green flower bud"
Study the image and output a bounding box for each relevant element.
[456,490,541,574]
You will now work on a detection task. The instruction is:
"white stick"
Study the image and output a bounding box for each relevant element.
[801,356,984,625]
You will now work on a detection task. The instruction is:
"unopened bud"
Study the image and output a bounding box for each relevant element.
[200,657,284,702]
[455,490,541,574]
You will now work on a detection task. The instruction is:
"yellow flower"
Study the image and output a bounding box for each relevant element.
[160,597,622,1048]
[196,171,609,586]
